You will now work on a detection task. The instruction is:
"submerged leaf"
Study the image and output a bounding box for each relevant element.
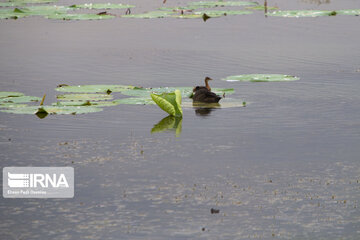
[151,90,183,117]
[57,93,114,101]
[223,74,299,82]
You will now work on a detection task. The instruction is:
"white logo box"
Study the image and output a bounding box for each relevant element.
[3,167,74,198]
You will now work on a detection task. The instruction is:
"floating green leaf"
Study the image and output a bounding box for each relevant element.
[0,2,26,7]
[336,9,360,16]
[114,97,155,105]
[151,115,182,137]
[57,93,113,101]
[193,9,253,16]
[0,105,103,115]
[222,74,299,82]
[121,86,233,98]
[182,98,246,108]
[188,1,258,8]
[268,10,334,17]
[0,103,28,108]
[69,3,135,10]
[53,100,120,107]
[121,11,173,18]
[55,84,135,93]
[46,13,115,20]
[246,5,278,10]
[0,8,28,19]
[158,6,195,11]
[0,91,24,98]
[8,0,58,3]
[0,95,41,103]
[151,90,183,117]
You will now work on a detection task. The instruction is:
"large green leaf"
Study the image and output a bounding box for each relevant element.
[222,74,299,82]
[121,11,174,18]
[57,93,114,101]
[151,90,183,117]
[268,10,334,17]
[0,91,24,98]
[0,105,103,115]
[69,3,135,10]
[46,13,115,20]
[188,1,258,8]
[55,84,135,93]
[0,95,41,103]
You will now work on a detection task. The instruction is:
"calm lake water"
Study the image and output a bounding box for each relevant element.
[1,0,360,239]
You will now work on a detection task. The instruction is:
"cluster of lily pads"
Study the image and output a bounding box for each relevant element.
[0,74,299,118]
[1,0,359,20]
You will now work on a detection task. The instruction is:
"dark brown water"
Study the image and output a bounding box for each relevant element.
[1,0,360,239]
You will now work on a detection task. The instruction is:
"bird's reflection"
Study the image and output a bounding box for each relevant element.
[151,115,182,137]
[192,102,220,116]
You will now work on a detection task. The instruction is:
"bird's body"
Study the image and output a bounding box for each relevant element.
[192,77,222,103]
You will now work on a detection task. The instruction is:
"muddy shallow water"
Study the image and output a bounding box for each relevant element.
[0,0,360,239]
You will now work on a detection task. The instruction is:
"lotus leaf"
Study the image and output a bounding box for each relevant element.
[223,74,299,82]
[114,98,155,105]
[47,13,115,20]
[53,101,120,107]
[336,9,360,16]
[0,91,24,98]
[69,3,135,10]
[121,87,233,98]
[0,2,26,7]
[1,105,103,115]
[0,95,41,103]
[188,1,258,8]
[55,84,135,93]
[8,0,58,3]
[246,5,278,10]
[182,98,246,108]
[57,93,113,101]
[151,90,183,117]
[0,8,28,19]
[268,10,334,17]
[121,11,173,18]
